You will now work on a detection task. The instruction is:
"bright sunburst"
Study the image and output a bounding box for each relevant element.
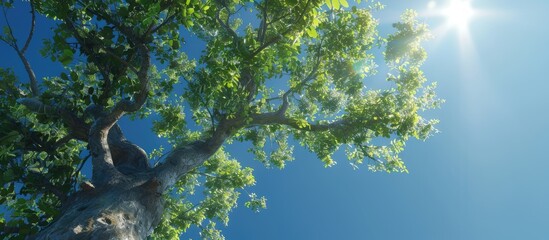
[426,0,480,48]
[443,0,475,30]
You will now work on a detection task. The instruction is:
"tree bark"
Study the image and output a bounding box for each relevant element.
[32,137,218,240]
[33,169,163,240]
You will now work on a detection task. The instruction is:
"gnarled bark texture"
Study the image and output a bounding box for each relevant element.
[34,178,162,240]
[33,140,217,240]
[26,108,224,239]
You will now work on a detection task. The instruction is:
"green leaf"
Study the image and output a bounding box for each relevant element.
[332,0,340,9]
[60,72,69,80]
[186,19,194,27]
[325,0,332,9]
[3,169,14,182]
[59,49,73,65]
[70,71,78,81]
[305,27,318,38]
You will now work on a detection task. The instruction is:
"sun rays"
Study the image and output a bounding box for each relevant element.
[426,0,479,51]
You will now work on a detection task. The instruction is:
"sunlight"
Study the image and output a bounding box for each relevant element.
[443,0,475,30]
[423,1,501,134]
[424,0,480,51]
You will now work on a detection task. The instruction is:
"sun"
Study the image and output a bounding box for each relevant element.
[442,0,475,30]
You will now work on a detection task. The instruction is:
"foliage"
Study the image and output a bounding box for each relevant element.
[0,0,441,239]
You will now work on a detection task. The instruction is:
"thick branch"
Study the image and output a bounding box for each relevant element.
[153,115,240,191]
[16,51,39,96]
[108,124,150,174]
[98,45,150,130]
[17,98,150,178]
[88,122,119,185]
[153,141,217,192]
[56,2,153,184]
[87,44,150,185]
[154,109,345,192]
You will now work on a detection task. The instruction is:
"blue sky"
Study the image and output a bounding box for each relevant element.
[2,0,549,239]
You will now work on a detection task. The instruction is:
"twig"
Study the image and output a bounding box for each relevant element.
[1,3,39,96]
[73,153,91,190]
[182,77,216,131]
[249,0,313,58]
[148,13,176,35]
[215,6,240,41]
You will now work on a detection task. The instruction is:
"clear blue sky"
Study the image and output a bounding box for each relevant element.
[2,0,549,239]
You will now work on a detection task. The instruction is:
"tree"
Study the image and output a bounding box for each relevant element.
[0,0,441,239]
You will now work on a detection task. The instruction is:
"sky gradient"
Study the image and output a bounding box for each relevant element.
[1,0,549,239]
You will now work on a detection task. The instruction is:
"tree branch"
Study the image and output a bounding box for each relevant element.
[148,13,177,35]
[152,113,242,192]
[359,145,384,164]
[153,141,218,192]
[102,47,140,74]
[87,44,150,185]
[65,18,140,75]
[145,0,178,35]
[16,98,90,141]
[97,67,113,104]
[247,38,338,132]
[27,172,68,203]
[254,40,321,118]
[77,0,142,44]
[151,55,324,195]
[54,2,154,184]
[73,153,91,190]
[182,76,217,131]
[249,111,347,132]
[20,0,35,54]
[256,0,268,43]
[249,0,313,57]
[215,4,240,43]
[1,4,39,96]
[17,98,150,175]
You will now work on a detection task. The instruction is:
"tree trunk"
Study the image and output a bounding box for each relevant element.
[32,139,218,239]
[33,170,163,240]
[25,102,227,239]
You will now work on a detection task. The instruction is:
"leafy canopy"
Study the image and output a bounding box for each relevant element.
[0,0,441,239]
